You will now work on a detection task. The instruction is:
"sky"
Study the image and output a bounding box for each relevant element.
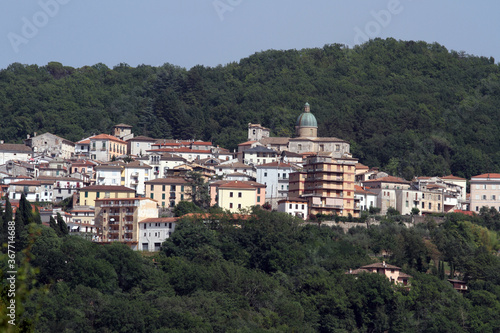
[1,0,499,70]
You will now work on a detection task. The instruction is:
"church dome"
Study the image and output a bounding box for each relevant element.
[295,102,317,128]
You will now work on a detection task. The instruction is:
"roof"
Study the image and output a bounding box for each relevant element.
[90,134,127,144]
[355,163,370,170]
[125,160,152,169]
[145,177,188,185]
[354,185,377,195]
[256,161,294,169]
[471,173,500,179]
[77,139,90,144]
[259,137,290,145]
[361,262,401,270]
[345,268,370,275]
[238,140,258,146]
[219,162,251,169]
[441,175,466,181]
[362,176,411,184]
[139,217,179,223]
[147,148,212,154]
[36,176,83,182]
[0,144,32,153]
[278,197,308,203]
[95,163,125,170]
[9,180,43,186]
[126,136,156,142]
[182,213,252,220]
[113,123,133,128]
[244,146,277,154]
[212,180,266,189]
[296,111,317,128]
[80,185,135,192]
[288,137,346,143]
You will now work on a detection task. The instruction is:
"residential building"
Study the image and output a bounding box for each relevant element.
[146,147,213,163]
[69,206,96,235]
[216,161,255,179]
[243,146,279,165]
[74,139,90,158]
[346,261,411,286]
[210,180,266,212]
[145,177,192,208]
[95,162,124,186]
[94,197,158,249]
[37,176,83,202]
[277,198,308,220]
[138,217,178,251]
[256,161,297,201]
[127,136,156,157]
[89,134,128,162]
[470,173,500,212]
[78,185,136,207]
[289,154,357,218]
[37,157,70,178]
[123,160,151,195]
[24,132,75,159]
[8,179,54,202]
[361,176,412,215]
[354,185,378,211]
[0,143,33,164]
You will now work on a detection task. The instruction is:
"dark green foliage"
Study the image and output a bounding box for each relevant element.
[56,212,69,236]
[173,200,203,217]
[1,39,500,179]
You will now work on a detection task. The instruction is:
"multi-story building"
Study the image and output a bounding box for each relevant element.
[138,217,178,251]
[289,154,357,217]
[140,153,187,179]
[112,123,134,141]
[78,185,136,207]
[95,163,124,186]
[145,177,192,208]
[470,173,500,212]
[0,143,33,164]
[127,136,156,157]
[74,138,90,158]
[354,185,378,211]
[24,132,75,159]
[69,206,96,235]
[243,146,279,165]
[123,161,151,195]
[89,134,128,162]
[209,180,266,212]
[8,179,54,202]
[216,161,256,179]
[37,176,83,202]
[94,197,158,248]
[361,176,412,215]
[256,162,297,202]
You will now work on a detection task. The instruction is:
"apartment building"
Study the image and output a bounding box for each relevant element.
[89,134,127,162]
[138,217,178,251]
[288,154,357,217]
[145,177,192,208]
[210,180,266,212]
[94,197,158,249]
[470,173,500,212]
[78,185,136,207]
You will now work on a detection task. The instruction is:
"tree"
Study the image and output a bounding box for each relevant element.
[49,215,60,237]
[185,171,211,210]
[411,207,420,216]
[173,200,202,217]
[56,213,69,236]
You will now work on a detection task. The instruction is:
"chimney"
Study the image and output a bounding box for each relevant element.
[383,261,386,267]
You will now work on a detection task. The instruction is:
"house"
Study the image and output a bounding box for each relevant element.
[361,176,411,215]
[24,132,75,159]
[256,161,297,203]
[94,197,158,249]
[138,217,178,251]
[89,134,128,162]
[146,147,213,163]
[37,176,83,202]
[447,279,468,293]
[216,161,255,179]
[78,185,136,207]
[123,160,152,195]
[95,162,124,186]
[354,185,378,211]
[8,179,54,202]
[37,157,70,178]
[209,180,266,212]
[74,139,90,158]
[0,143,33,164]
[277,197,308,220]
[469,173,500,213]
[289,154,358,218]
[346,261,412,286]
[243,146,279,166]
[140,152,187,178]
[127,136,156,157]
[69,206,96,235]
[145,177,192,208]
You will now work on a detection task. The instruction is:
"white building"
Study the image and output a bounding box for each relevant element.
[277,198,308,220]
[95,163,124,186]
[0,143,33,165]
[127,136,156,157]
[138,217,178,251]
[123,160,152,195]
[256,162,296,200]
[354,185,378,211]
[216,161,256,179]
[24,132,75,159]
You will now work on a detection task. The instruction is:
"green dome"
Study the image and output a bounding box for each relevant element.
[296,111,318,128]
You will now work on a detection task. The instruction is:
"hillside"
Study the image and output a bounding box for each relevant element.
[1,38,499,179]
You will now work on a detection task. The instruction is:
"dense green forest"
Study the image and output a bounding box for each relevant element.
[2,198,500,332]
[1,38,500,179]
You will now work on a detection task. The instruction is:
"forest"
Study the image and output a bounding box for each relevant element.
[1,196,500,332]
[1,38,499,179]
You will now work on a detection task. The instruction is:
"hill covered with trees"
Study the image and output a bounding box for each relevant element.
[1,38,499,179]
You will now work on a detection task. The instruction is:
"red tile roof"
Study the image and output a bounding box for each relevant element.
[471,173,500,179]
[81,185,135,192]
[90,134,127,144]
[363,176,411,184]
[441,175,466,181]
[139,217,179,223]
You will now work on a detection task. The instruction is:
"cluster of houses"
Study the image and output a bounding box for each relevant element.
[0,103,498,253]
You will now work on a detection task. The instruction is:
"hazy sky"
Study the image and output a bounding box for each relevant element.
[1,0,499,70]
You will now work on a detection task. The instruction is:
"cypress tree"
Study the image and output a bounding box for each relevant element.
[49,215,60,237]
[57,213,69,236]
[19,193,33,226]
[33,205,42,225]
[3,197,13,224]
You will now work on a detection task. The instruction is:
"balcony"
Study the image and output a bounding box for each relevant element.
[131,172,139,177]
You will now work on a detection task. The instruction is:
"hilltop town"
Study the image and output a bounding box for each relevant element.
[1,102,495,251]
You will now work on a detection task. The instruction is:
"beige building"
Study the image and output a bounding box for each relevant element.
[89,134,128,162]
[95,197,157,248]
[470,173,500,212]
[145,177,192,208]
[78,185,136,207]
[347,262,411,286]
[210,180,266,212]
[112,123,134,141]
[127,136,156,157]
[289,154,357,218]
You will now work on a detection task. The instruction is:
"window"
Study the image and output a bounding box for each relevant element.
[96,192,100,198]
[301,204,305,209]
[162,185,165,191]
[289,204,292,209]
[422,202,425,209]
[150,193,154,199]
[264,172,267,177]
[483,195,487,200]
[238,192,242,198]
[493,195,496,200]
[171,185,176,191]
[181,185,184,192]
[429,203,432,209]
[150,185,154,191]
[229,203,233,208]
[85,191,88,198]
[162,193,165,200]
[238,204,242,209]
[335,144,340,151]
[295,204,298,209]
[438,203,441,210]
[257,188,261,194]
[230,192,233,197]
[257,196,260,202]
